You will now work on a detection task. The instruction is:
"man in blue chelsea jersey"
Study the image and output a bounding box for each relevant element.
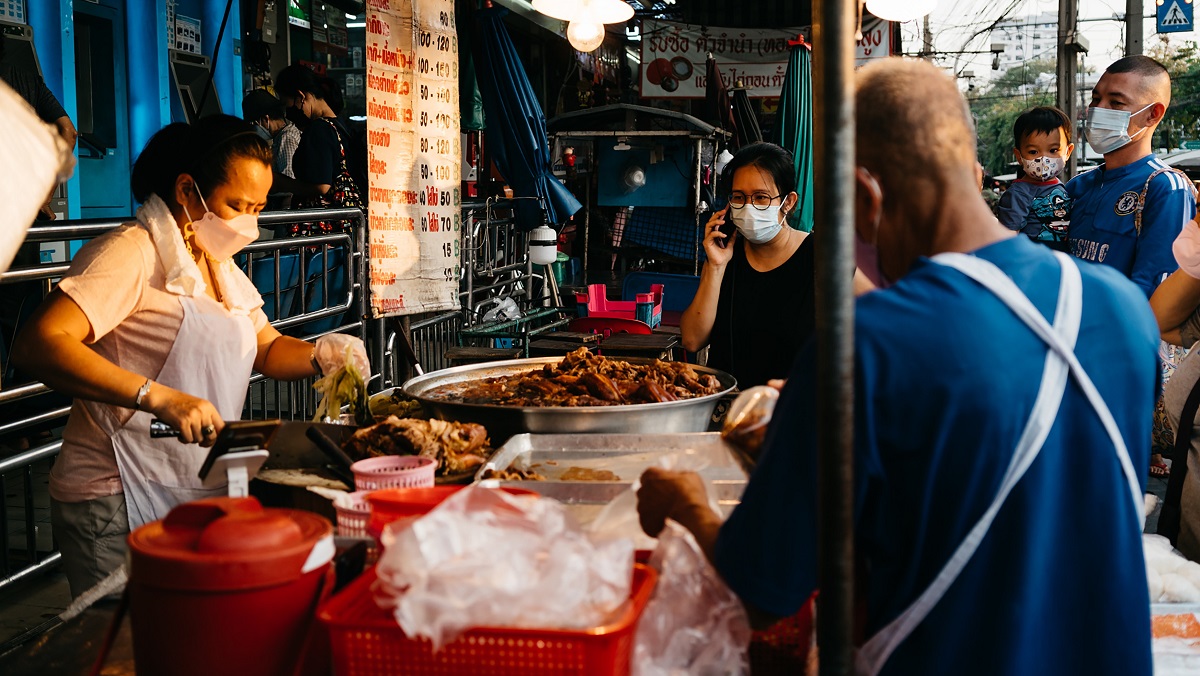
[1068,56,1197,297]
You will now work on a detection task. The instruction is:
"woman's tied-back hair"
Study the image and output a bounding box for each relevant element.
[719,142,798,212]
[130,115,272,206]
[275,64,345,114]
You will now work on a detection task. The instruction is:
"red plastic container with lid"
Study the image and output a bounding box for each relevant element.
[126,497,335,676]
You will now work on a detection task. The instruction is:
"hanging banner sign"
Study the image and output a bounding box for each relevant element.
[640,19,893,98]
[367,0,461,317]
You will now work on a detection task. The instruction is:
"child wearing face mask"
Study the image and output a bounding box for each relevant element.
[997,106,1074,242]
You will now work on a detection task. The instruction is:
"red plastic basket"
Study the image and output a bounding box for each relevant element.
[319,564,658,676]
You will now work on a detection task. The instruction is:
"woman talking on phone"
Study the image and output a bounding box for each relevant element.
[681,143,826,387]
[13,115,369,597]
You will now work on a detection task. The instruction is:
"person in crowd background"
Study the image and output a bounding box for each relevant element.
[680,142,872,388]
[1067,56,1194,296]
[1068,55,1198,480]
[242,88,301,180]
[997,106,1073,241]
[272,65,364,236]
[639,57,1157,676]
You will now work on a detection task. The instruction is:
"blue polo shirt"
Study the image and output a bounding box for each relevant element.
[713,236,1157,676]
[1067,155,1196,297]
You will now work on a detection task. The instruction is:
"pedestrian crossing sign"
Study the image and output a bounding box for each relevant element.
[1159,0,1194,34]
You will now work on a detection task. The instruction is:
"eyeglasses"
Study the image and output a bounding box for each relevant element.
[728,192,782,210]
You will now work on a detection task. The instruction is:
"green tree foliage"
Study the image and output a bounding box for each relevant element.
[1148,37,1200,151]
[970,59,1057,176]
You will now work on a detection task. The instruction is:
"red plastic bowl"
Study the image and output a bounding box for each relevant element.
[365,485,539,541]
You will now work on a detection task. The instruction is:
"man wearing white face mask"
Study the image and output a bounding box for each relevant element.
[12,115,371,598]
[639,58,1157,675]
[1067,55,1197,298]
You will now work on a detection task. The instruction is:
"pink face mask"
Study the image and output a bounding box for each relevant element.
[855,233,892,290]
[1174,219,1200,280]
[183,186,259,260]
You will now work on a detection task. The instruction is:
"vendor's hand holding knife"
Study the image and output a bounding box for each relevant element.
[140,383,225,447]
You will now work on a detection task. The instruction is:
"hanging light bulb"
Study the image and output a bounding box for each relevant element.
[864,0,938,22]
[567,20,606,52]
[533,0,633,24]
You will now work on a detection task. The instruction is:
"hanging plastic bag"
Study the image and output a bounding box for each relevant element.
[373,485,634,650]
[633,520,752,675]
[722,385,780,471]
[587,446,751,674]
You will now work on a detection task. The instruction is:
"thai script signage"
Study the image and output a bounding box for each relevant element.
[366,0,461,316]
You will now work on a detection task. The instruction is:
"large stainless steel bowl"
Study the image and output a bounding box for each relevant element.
[399,357,737,440]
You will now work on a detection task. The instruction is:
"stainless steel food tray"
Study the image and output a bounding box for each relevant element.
[473,432,748,506]
[399,356,736,441]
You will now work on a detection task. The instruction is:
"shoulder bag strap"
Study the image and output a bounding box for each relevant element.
[1159,367,1200,543]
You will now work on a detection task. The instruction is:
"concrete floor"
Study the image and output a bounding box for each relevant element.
[0,459,70,652]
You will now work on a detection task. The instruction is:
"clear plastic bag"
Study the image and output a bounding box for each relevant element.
[633,521,752,675]
[587,451,752,675]
[373,485,634,650]
[722,386,780,470]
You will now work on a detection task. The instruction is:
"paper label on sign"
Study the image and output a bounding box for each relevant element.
[366,0,462,317]
[301,534,336,573]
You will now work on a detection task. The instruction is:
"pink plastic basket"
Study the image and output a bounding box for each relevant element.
[351,456,437,491]
[575,283,663,327]
[334,491,373,538]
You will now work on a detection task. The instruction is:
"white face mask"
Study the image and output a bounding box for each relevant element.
[182,186,259,261]
[1021,156,1065,182]
[730,204,784,245]
[1085,103,1154,155]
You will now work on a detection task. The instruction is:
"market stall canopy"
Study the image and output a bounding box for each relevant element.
[474,7,582,227]
[774,39,815,233]
[548,103,725,137]
[731,86,763,150]
[704,53,736,145]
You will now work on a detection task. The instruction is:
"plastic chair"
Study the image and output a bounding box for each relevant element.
[621,271,700,318]
[568,316,652,338]
[246,253,301,322]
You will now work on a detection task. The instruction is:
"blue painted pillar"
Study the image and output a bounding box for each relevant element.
[126,0,173,158]
[202,0,242,115]
[28,0,81,219]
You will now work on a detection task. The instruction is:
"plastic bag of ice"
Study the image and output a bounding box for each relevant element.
[373,485,633,650]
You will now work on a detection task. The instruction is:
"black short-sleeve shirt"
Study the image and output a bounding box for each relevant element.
[292,117,345,186]
[706,234,816,388]
[0,64,68,124]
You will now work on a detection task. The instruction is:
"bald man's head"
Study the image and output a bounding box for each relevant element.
[856,58,978,198]
[1103,55,1172,107]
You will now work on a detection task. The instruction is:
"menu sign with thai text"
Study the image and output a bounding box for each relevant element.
[640,19,893,99]
[367,0,461,317]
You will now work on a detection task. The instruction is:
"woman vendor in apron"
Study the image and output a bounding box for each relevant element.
[13,115,370,598]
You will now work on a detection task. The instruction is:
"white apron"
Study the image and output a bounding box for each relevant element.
[854,250,1144,675]
[112,294,257,530]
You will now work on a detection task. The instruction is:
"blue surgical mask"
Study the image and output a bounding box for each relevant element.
[730,205,784,245]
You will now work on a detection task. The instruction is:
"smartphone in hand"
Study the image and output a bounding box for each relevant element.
[716,218,736,248]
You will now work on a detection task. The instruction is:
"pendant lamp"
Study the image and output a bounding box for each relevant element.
[864,0,938,22]
[532,0,633,52]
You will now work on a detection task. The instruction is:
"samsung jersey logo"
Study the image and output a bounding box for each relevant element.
[1071,239,1110,262]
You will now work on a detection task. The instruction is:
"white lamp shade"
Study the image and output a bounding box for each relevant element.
[532,0,633,24]
[567,20,606,52]
[865,0,938,22]
[528,225,559,266]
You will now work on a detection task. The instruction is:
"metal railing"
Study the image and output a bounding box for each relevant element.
[0,207,371,592]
